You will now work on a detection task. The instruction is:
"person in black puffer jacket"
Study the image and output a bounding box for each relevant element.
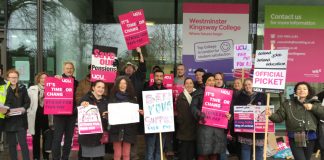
[4,69,31,160]
[233,78,266,160]
[109,76,138,160]
[78,80,109,160]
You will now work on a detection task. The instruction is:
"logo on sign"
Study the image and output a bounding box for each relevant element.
[220,89,231,96]
[164,76,172,79]
[92,74,104,80]
[62,79,72,83]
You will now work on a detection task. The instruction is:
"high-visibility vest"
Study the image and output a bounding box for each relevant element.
[0,81,10,119]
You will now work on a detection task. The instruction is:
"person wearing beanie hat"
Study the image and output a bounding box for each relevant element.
[190,72,231,160]
[122,47,147,160]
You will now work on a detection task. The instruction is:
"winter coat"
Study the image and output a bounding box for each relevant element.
[232,91,266,140]
[269,97,324,132]
[75,75,91,104]
[108,92,138,144]
[4,84,30,131]
[78,91,109,146]
[27,85,50,135]
[175,92,197,141]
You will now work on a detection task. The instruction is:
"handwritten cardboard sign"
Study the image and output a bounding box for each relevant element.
[143,89,174,133]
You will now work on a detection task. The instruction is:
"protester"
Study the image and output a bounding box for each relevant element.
[233,78,243,97]
[27,72,51,160]
[175,77,197,160]
[214,72,230,160]
[214,72,227,89]
[52,62,79,160]
[268,82,324,160]
[232,78,266,160]
[143,69,167,160]
[317,90,324,160]
[121,47,146,160]
[174,64,186,85]
[191,73,231,160]
[228,78,243,158]
[4,69,30,160]
[194,68,205,90]
[79,80,109,160]
[108,76,138,160]
[0,64,10,152]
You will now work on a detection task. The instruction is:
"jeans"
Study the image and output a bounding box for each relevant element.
[289,139,315,160]
[240,143,263,160]
[7,129,30,160]
[145,133,166,160]
[51,115,76,160]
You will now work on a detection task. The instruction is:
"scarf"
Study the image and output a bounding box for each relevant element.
[38,84,45,107]
[183,88,196,105]
[115,91,129,102]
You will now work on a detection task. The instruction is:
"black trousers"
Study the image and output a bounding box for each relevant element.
[51,115,76,160]
[32,107,49,159]
[289,138,315,160]
[7,129,30,160]
[177,140,196,160]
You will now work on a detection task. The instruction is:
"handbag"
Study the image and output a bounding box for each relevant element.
[100,131,109,144]
[319,120,324,149]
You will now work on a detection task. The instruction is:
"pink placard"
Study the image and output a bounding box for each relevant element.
[44,77,74,115]
[119,9,149,50]
[90,45,118,83]
[77,105,103,135]
[201,86,233,129]
[149,74,174,89]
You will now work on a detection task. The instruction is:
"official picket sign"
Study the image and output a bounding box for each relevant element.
[143,89,174,133]
[234,105,275,133]
[77,105,103,135]
[253,50,288,93]
[201,86,233,129]
[90,45,118,83]
[44,77,74,115]
[108,102,140,125]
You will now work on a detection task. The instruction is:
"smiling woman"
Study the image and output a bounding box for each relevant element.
[268,82,324,160]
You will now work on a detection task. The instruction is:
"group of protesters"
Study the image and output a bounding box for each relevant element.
[0,46,323,160]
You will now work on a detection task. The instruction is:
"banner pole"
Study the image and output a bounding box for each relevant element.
[242,68,245,82]
[253,132,256,160]
[159,132,164,160]
[263,93,270,160]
